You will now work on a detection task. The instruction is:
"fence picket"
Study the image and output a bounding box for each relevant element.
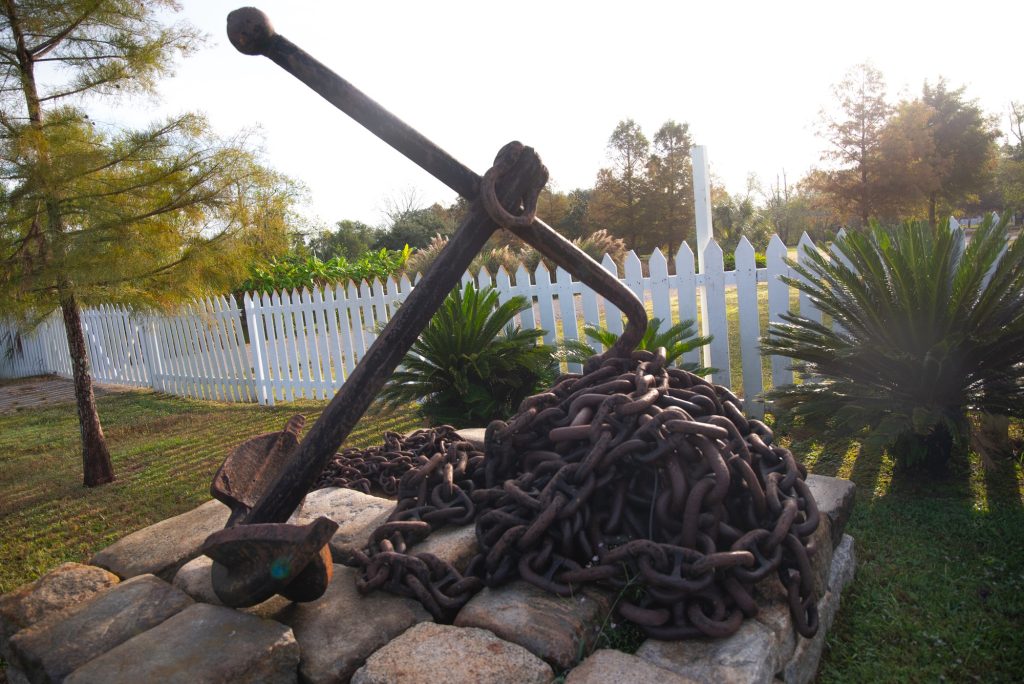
[674,244,699,368]
[795,232,821,325]
[766,235,792,389]
[734,238,764,417]
[601,254,623,336]
[701,240,730,386]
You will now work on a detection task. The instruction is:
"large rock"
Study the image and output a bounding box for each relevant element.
[806,514,834,600]
[780,534,856,684]
[781,590,837,684]
[805,475,855,548]
[453,427,486,450]
[752,600,796,675]
[289,488,393,564]
[0,563,119,661]
[7,574,192,683]
[829,534,856,594]
[636,619,778,684]
[409,524,478,572]
[566,649,700,683]
[351,622,553,684]
[63,603,299,684]
[271,565,430,684]
[170,555,292,618]
[454,580,611,670]
[89,499,230,581]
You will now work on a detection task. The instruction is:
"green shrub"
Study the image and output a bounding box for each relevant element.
[722,251,767,270]
[763,215,1024,471]
[378,283,558,426]
[562,316,714,375]
[240,246,411,295]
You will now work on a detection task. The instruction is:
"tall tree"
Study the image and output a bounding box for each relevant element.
[588,119,651,248]
[816,63,891,227]
[920,79,999,225]
[309,219,379,260]
[874,99,944,221]
[0,0,297,485]
[995,102,1024,214]
[647,120,694,255]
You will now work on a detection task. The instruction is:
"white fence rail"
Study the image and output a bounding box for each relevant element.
[1,232,831,418]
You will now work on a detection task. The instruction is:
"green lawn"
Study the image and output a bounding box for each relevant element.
[779,423,1024,683]
[0,384,421,594]
[0,383,1021,682]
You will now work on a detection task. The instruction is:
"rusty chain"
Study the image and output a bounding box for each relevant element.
[328,349,821,640]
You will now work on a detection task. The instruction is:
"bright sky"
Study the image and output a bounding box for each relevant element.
[95,0,1020,230]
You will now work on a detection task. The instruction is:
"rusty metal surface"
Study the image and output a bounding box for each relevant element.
[201,517,337,607]
[211,415,305,527]
[346,350,821,639]
[203,6,651,608]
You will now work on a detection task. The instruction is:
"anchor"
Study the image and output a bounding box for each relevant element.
[200,7,648,607]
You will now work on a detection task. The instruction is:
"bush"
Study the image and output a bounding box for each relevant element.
[562,316,714,375]
[722,251,767,270]
[240,246,411,295]
[763,215,1024,471]
[378,283,558,426]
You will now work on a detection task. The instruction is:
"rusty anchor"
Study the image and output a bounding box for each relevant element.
[200,6,648,608]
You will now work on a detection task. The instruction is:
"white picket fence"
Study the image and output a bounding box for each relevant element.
[1,233,830,418]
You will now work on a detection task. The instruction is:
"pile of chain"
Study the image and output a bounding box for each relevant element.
[314,427,478,497]
[345,348,821,640]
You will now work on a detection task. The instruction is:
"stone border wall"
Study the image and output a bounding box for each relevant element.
[1,474,855,684]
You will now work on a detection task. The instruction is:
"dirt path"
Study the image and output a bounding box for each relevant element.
[0,375,140,415]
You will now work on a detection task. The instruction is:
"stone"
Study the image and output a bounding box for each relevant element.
[289,488,393,564]
[454,580,612,670]
[804,475,855,549]
[171,554,221,604]
[409,524,478,572]
[351,622,553,684]
[752,601,796,674]
[806,514,834,600]
[7,574,192,684]
[63,603,299,684]
[781,590,837,684]
[271,565,430,683]
[89,499,230,581]
[0,563,119,661]
[453,427,486,450]
[171,554,292,617]
[566,649,701,683]
[636,619,777,684]
[5,665,30,684]
[828,534,856,594]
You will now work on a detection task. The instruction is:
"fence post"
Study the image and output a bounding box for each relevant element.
[692,145,718,381]
[245,293,271,406]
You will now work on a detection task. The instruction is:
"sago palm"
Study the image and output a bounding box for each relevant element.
[763,215,1024,469]
[379,283,557,426]
[563,317,713,375]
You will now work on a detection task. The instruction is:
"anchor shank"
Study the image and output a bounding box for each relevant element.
[228,8,479,200]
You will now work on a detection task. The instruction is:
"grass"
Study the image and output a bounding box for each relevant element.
[0,384,421,594]
[1,382,1022,682]
[778,422,1024,683]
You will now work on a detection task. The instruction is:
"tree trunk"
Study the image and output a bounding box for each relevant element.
[60,292,115,486]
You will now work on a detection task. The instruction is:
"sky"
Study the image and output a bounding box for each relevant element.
[91,0,1021,231]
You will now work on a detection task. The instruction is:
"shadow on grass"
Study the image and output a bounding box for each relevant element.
[821,493,1024,683]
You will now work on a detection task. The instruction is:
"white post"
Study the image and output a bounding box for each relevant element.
[692,145,715,380]
[692,145,714,268]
